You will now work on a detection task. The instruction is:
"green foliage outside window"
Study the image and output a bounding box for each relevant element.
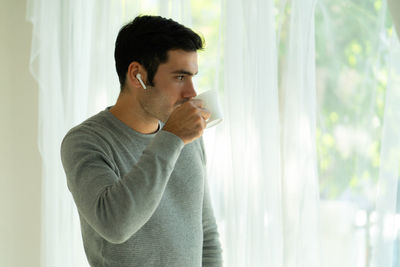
[315,0,392,204]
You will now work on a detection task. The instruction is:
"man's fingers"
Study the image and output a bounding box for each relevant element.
[191,99,204,109]
[200,109,211,121]
[189,99,210,121]
[164,99,210,145]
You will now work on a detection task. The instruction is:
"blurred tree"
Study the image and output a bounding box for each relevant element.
[314,0,392,204]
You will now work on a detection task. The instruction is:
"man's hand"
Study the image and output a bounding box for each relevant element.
[163,99,211,145]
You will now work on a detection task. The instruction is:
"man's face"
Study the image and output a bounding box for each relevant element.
[139,49,198,122]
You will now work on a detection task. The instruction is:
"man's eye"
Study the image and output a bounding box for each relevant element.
[176,75,185,81]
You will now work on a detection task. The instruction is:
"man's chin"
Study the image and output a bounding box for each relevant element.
[159,113,170,123]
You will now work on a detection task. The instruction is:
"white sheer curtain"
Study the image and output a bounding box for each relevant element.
[208,0,283,264]
[204,0,319,266]
[280,1,320,266]
[313,1,400,266]
[371,33,400,266]
[374,5,400,267]
[370,1,400,262]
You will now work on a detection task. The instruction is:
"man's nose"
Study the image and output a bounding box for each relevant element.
[182,79,197,98]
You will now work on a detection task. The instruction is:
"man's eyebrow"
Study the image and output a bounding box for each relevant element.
[171,70,198,76]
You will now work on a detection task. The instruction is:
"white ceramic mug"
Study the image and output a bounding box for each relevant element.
[194,89,223,128]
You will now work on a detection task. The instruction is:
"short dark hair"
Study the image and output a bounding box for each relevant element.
[114,15,204,89]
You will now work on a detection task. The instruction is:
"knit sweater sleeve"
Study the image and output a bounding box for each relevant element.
[199,139,223,266]
[60,129,184,244]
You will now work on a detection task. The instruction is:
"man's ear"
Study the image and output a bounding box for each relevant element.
[127,62,147,89]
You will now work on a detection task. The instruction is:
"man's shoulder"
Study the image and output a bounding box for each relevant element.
[62,110,112,149]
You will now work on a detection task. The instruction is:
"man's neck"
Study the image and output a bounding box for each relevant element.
[109,93,159,134]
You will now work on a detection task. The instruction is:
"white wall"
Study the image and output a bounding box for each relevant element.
[0,0,41,266]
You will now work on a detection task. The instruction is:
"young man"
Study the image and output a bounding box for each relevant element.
[61,15,223,266]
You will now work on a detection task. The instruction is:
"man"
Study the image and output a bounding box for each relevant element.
[61,15,223,266]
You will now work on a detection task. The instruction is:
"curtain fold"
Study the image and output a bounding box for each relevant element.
[218,0,283,265]
[280,0,320,266]
[370,30,400,267]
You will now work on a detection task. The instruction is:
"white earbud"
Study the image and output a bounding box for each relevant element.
[136,73,147,89]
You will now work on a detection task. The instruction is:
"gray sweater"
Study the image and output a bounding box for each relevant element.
[60,109,223,267]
